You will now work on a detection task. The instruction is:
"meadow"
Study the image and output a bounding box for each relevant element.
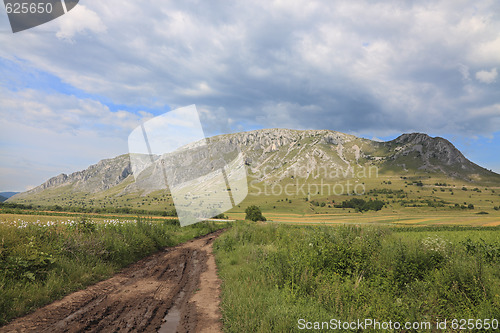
[0,214,223,325]
[3,173,499,330]
[225,174,500,227]
[214,222,500,332]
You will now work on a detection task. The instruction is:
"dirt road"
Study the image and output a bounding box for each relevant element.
[1,230,225,333]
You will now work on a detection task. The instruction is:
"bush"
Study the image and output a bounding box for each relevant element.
[245,205,266,222]
[335,198,385,212]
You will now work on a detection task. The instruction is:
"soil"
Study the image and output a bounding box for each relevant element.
[0,230,225,333]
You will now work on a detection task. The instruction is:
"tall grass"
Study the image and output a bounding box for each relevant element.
[214,222,500,332]
[0,216,223,325]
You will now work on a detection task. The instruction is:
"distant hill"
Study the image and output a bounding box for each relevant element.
[8,129,500,207]
[0,192,19,202]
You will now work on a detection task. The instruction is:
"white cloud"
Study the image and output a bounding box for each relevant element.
[0,88,152,136]
[475,68,498,84]
[458,64,470,81]
[56,5,107,41]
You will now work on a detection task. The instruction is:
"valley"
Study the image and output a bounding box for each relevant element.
[1,128,499,332]
[5,129,500,226]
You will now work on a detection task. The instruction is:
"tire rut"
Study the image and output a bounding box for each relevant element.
[1,229,225,333]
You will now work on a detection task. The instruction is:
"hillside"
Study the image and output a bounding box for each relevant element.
[8,129,500,212]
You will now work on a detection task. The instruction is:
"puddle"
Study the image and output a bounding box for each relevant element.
[158,290,185,333]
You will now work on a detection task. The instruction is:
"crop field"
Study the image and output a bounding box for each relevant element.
[228,211,500,226]
[223,174,500,227]
[0,213,223,325]
[214,222,500,332]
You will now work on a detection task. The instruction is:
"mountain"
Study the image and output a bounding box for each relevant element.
[8,129,500,207]
[0,192,20,199]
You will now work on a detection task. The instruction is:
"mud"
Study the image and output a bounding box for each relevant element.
[1,230,225,333]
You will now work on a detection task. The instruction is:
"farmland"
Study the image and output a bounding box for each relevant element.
[225,173,500,226]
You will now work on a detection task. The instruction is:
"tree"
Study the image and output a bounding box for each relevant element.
[245,205,266,222]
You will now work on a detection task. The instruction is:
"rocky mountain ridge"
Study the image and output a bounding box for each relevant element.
[9,128,499,202]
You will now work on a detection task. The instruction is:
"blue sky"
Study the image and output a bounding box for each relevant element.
[1,0,499,191]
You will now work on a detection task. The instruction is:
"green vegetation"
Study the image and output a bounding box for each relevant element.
[334,198,385,212]
[245,205,266,222]
[223,171,500,224]
[8,170,500,224]
[0,201,177,217]
[0,216,223,325]
[214,222,500,332]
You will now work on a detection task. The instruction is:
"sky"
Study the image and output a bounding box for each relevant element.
[0,0,499,192]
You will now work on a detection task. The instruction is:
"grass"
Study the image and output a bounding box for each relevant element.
[222,172,500,225]
[213,222,500,332]
[10,170,500,217]
[0,215,224,325]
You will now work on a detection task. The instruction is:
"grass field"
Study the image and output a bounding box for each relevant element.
[0,214,224,325]
[3,171,499,330]
[223,173,500,226]
[214,222,500,332]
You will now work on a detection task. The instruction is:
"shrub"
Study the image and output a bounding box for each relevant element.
[245,205,266,222]
[335,198,384,212]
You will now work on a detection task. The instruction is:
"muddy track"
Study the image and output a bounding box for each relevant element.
[1,230,225,333]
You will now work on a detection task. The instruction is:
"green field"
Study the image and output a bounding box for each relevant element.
[2,170,499,330]
[9,172,500,219]
[224,173,500,226]
[214,222,500,332]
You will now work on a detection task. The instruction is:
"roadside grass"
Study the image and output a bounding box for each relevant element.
[214,222,500,332]
[0,216,224,325]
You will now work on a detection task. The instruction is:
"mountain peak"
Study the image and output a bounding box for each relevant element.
[392,132,431,144]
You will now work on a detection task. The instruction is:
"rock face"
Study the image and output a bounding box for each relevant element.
[9,129,499,201]
[385,133,487,178]
[16,154,132,197]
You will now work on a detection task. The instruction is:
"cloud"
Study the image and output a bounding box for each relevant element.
[475,68,498,84]
[0,88,153,136]
[1,0,500,188]
[0,118,129,191]
[0,0,496,137]
[458,64,470,81]
[56,5,107,41]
